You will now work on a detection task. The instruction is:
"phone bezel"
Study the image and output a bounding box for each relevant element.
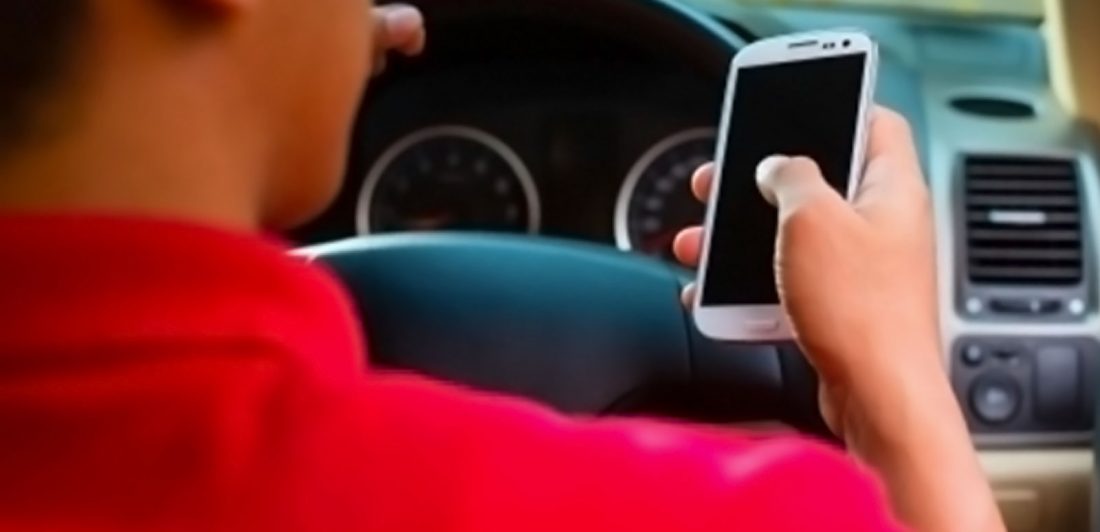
[693,30,879,342]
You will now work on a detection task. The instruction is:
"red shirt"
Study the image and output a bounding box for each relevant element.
[0,214,902,531]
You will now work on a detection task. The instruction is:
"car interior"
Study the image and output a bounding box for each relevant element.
[293,1,1100,530]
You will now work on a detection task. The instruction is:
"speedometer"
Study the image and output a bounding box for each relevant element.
[615,128,716,260]
[357,125,540,235]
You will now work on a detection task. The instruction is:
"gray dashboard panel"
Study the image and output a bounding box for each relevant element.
[926,80,1100,446]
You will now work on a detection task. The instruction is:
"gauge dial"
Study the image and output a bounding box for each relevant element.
[615,128,716,260]
[357,125,540,235]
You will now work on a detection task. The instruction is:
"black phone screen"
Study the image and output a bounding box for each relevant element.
[701,52,867,306]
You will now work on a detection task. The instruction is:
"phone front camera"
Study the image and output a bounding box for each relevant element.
[843,40,851,47]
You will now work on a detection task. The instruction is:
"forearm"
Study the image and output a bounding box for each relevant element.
[845,360,1005,532]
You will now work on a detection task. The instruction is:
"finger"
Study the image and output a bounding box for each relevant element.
[691,162,715,203]
[375,4,426,56]
[858,107,919,193]
[681,283,697,309]
[755,155,844,214]
[865,107,919,167]
[672,226,704,268]
[854,107,927,217]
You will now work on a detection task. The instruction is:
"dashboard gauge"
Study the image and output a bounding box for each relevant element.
[357,125,540,235]
[615,128,716,260]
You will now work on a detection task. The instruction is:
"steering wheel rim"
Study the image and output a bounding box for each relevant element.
[407,0,746,76]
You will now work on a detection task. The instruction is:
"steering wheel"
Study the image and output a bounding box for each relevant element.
[304,0,830,435]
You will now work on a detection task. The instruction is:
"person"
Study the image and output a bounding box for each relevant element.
[0,1,1005,531]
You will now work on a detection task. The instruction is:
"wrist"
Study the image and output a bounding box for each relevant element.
[832,345,1004,532]
[845,358,964,461]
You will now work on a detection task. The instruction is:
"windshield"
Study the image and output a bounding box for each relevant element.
[725,0,1043,19]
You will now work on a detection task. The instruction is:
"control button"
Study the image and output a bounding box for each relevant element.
[961,344,985,367]
[1068,299,1085,316]
[1033,345,1082,427]
[965,298,984,314]
[744,319,780,332]
[970,373,1021,425]
[989,298,1062,315]
[991,345,1023,362]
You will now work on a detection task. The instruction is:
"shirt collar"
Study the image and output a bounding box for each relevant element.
[0,213,366,381]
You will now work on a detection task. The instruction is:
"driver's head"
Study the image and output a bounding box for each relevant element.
[0,0,375,228]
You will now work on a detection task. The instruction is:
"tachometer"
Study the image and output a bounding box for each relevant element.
[357,125,540,235]
[615,128,715,260]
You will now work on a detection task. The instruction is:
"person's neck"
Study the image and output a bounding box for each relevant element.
[0,56,268,233]
[0,145,262,232]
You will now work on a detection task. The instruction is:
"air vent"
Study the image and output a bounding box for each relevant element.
[964,156,1083,286]
[950,96,1036,119]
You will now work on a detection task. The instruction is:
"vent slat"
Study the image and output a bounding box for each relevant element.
[969,229,1079,242]
[968,164,1075,177]
[967,211,1080,224]
[968,248,1082,261]
[970,266,1082,281]
[967,180,1077,193]
[967,195,1079,208]
[962,156,1082,286]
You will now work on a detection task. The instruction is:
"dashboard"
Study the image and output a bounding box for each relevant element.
[294,13,725,262]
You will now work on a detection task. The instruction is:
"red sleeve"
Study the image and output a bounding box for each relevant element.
[352,373,905,532]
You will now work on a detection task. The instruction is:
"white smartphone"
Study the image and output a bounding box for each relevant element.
[694,30,878,342]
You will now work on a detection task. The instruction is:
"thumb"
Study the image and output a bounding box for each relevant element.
[755,156,844,215]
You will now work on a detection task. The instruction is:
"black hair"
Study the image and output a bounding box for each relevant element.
[0,1,86,155]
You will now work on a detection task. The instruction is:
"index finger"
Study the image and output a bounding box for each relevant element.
[854,107,922,199]
[865,106,919,170]
[375,4,427,56]
[853,107,928,217]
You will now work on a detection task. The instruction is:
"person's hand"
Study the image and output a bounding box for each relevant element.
[372,4,426,76]
[673,108,1004,532]
[674,107,939,441]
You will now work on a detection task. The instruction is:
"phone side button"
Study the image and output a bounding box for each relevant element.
[744,319,780,332]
